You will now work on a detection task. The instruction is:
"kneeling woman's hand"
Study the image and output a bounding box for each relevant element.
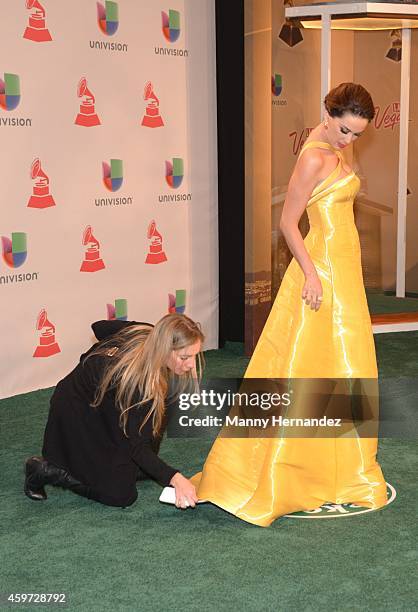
[170,473,199,509]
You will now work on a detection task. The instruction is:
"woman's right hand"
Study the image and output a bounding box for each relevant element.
[169,472,198,509]
[302,270,323,311]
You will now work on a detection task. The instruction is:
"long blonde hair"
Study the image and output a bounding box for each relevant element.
[87,314,205,437]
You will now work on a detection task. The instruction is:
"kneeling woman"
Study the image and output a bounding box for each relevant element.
[24,314,204,509]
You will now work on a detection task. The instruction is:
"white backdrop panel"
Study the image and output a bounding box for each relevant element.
[0,0,218,399]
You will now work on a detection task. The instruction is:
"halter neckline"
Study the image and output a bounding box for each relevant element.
[302,140,338,151]
[298,140,356,199]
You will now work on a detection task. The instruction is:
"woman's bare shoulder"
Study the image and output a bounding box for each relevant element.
[294,147,326,178]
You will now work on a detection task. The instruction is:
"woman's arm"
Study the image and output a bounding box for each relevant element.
[127,408,198,509]
[279,150,325,311]
[127,410,178,485]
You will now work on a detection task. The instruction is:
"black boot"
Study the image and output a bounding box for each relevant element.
[24,456,91,501]
[24,456,48,500]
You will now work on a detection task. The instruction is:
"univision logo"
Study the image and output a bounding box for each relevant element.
[2,232,27,267]
[168,290,186,314]
[97,1,119,35]
[162,9,180,42]
[107,298,127,320]
[166,158,183,188]
[0,73,20,111]
[0,73,32,127]
[159,158,191,203]
[90,1,128,51]
[95,158,133,207]
[272,73,282,96]
[155,9,189,57]
[103,158,123,191]
[0,232,38,285]
[272,73,287,106]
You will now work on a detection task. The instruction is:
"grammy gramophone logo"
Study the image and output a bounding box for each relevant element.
[27,158,55,209]
[145,220,167,264]
[33,308,61,358]
[23,0,53,43]
[80,225,105,272]
[141,81,164,128]
[75,77,101,127]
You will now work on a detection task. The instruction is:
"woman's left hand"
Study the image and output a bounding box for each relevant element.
[302,270,323,311]
[169,472,198,509]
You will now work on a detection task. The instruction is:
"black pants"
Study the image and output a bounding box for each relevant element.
[44,431,163,508]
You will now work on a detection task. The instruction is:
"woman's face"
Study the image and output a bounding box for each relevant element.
[167,340,201,376]
[325,111,369,150]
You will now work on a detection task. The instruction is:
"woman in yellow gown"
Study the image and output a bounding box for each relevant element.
[192,83,387,526]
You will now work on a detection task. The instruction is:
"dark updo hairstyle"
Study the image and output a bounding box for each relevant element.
[324,82,375,122]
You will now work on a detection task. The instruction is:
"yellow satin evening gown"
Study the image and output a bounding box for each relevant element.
[192,141,388,526]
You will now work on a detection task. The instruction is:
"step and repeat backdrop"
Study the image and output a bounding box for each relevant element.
[0,0,218,399]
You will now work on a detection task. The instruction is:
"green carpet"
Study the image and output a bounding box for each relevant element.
[1,334,417,611]
[366,291,418,315]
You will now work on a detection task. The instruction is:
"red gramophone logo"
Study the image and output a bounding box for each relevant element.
[33,308,60,357]
[75,77,101,127]
[141,81,164,128]
[23,0,52,43]
[80,225,105,272]
[145,220,167,264]
[27,158,55,209]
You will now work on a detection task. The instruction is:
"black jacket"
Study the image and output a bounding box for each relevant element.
[42,320,178,506]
